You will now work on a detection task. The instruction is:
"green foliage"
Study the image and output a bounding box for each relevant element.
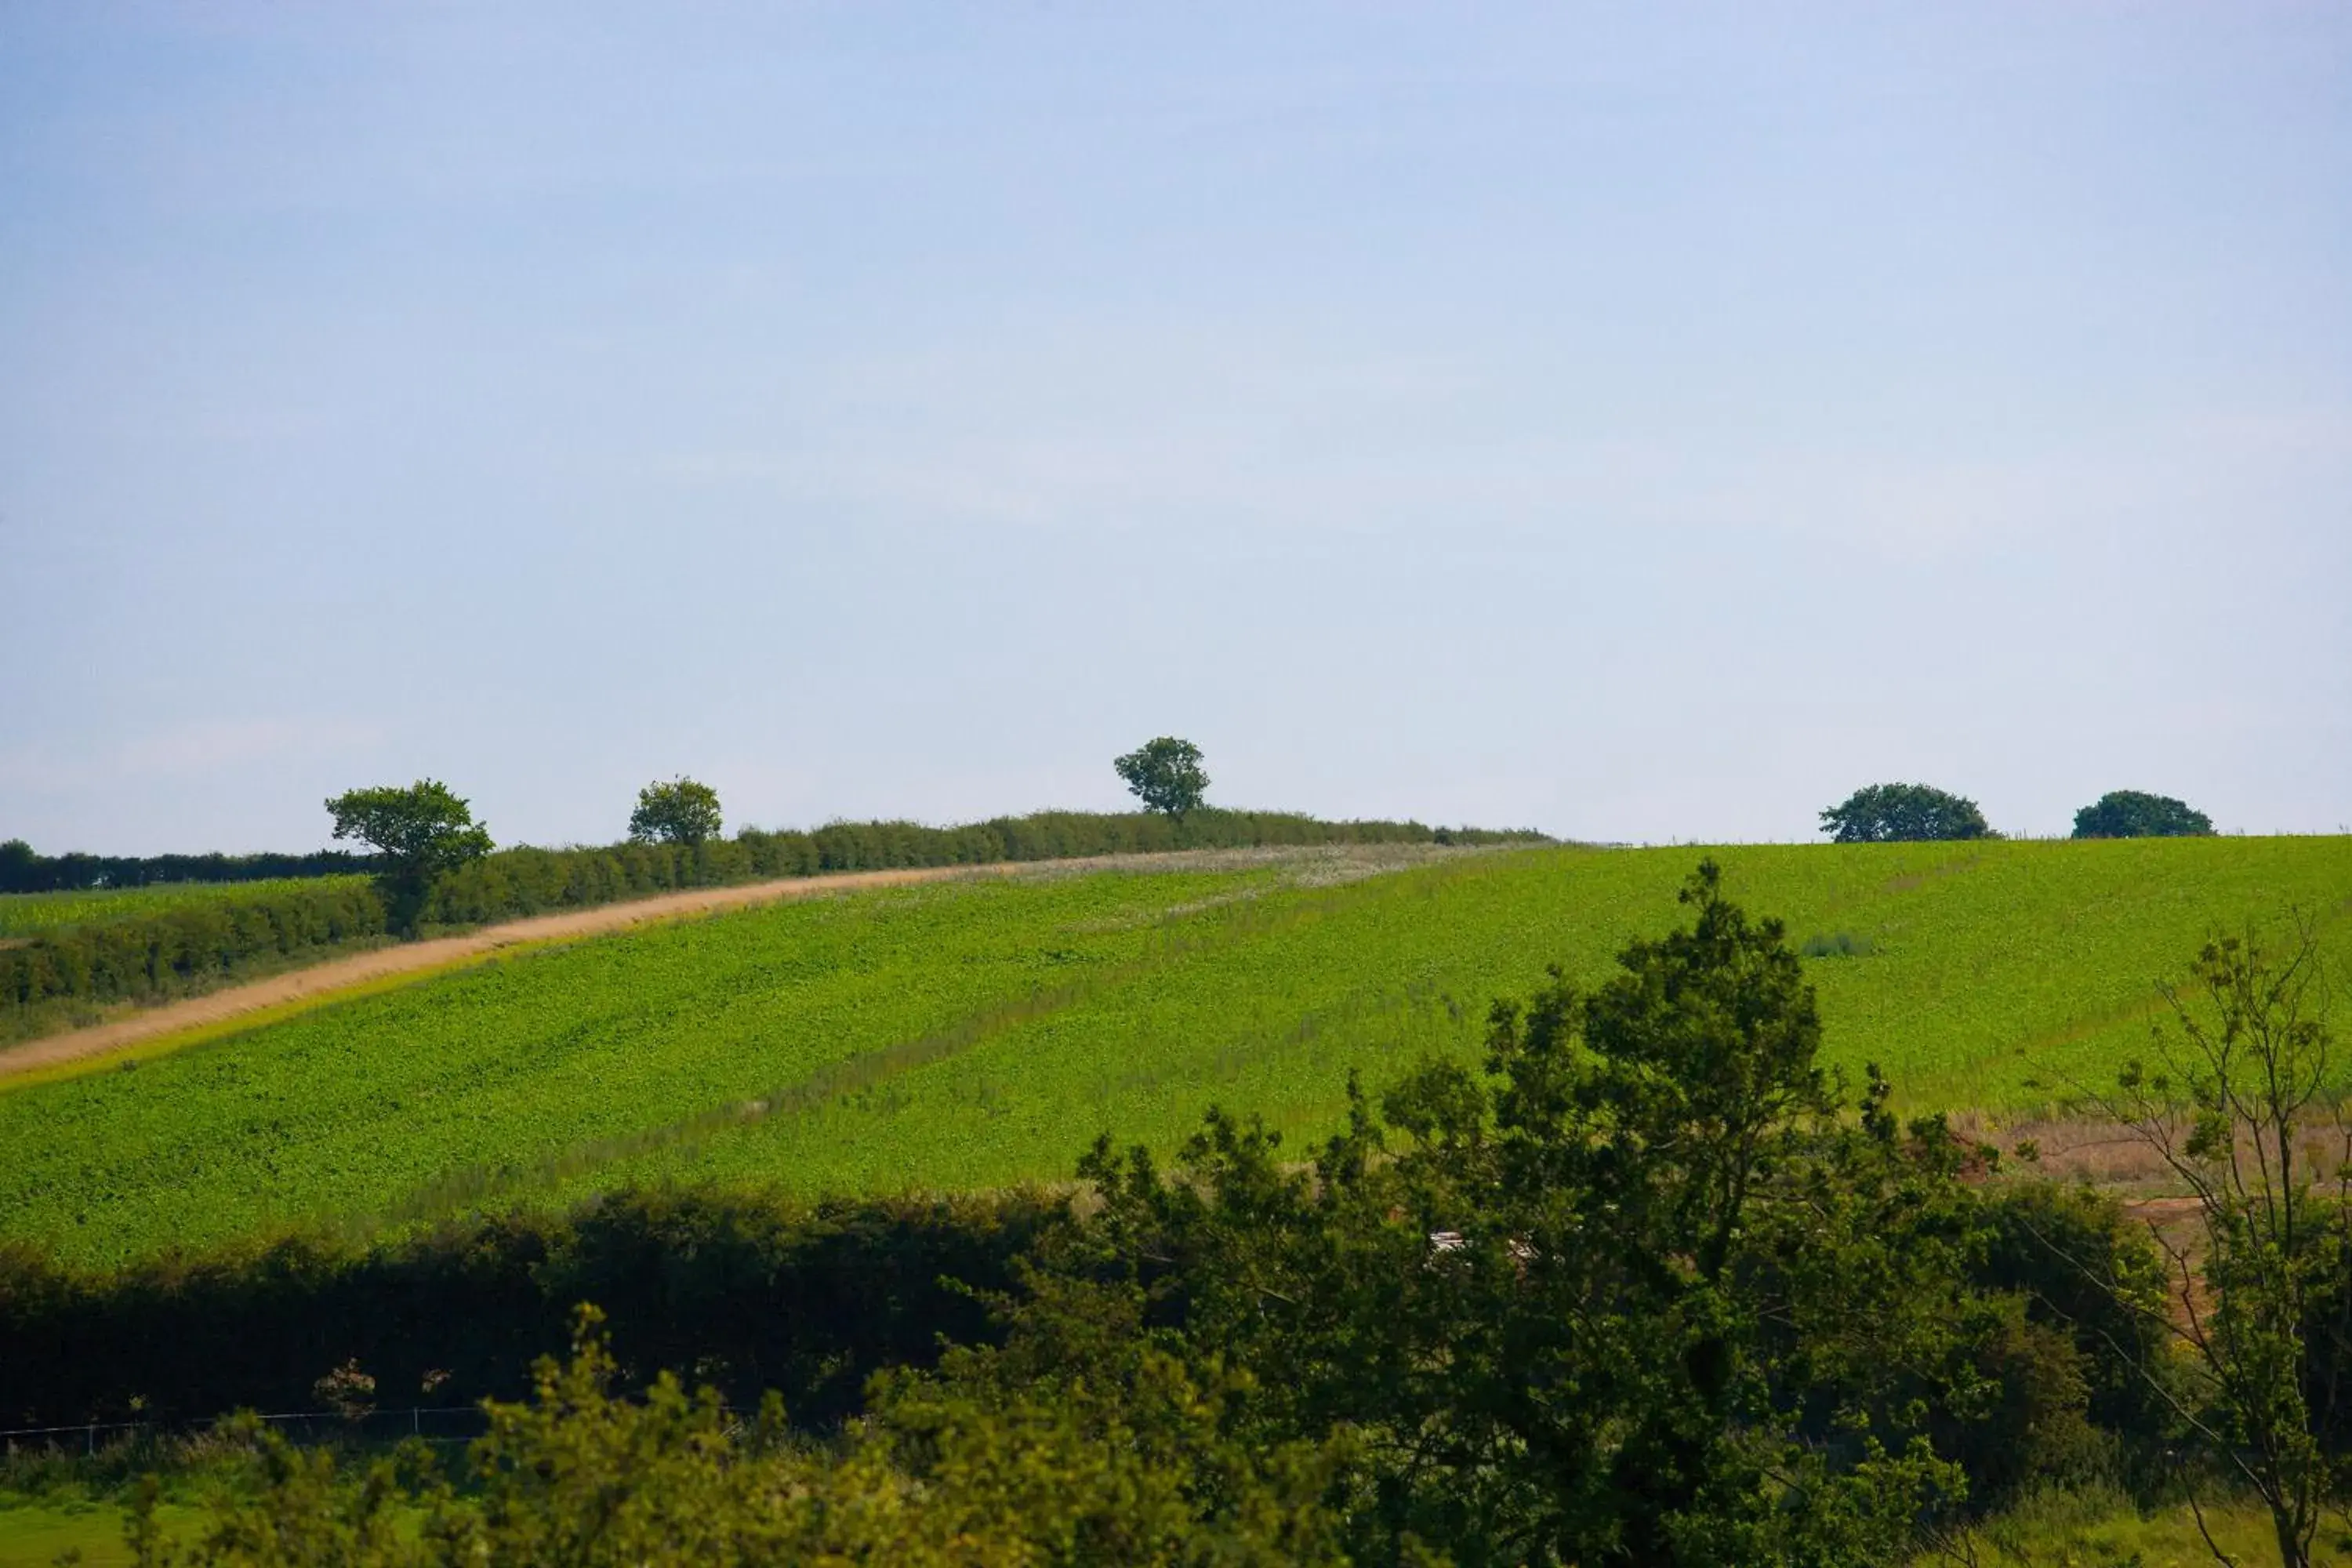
[1927,1481,2334,1566]
[0,879,372,940]
[1799,930,1875,958]
[0,865,1299,1266]
[52,867,2045,1566]
[1114,737,1210,818]
[114,1306,1354,1567]
[0,1189,1045,1432]
[0,878,387,1042]
[2100,926,2348,1567]
[1009,866,2040,1563]
[2072,788,2216,839]
[0,811,1526,1047]
[1820,782,1992,843]
[626,779,722,847]
[15,872,2342,1567]
[9,837,2352,1269]
[417,808,1515,929]
[1973,1183,2178,1458]
[322,782,493,879]
[325,782,493,932]
[0,841,374,895]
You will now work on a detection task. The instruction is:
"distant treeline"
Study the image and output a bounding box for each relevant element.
[0,811,1545,1038]
[0,840,379,894]
[0,1189,1050,1432]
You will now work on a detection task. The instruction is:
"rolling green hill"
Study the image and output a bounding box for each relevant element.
[6,837,2347,1270]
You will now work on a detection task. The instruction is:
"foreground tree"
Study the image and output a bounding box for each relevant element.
[107,865,2145,1568]
[2063,924,2350,1568]
[325,780,492,932]
[1044,862,2032,1565]
[1820,782,1991,843]
[628,777,723,847]
[2072,789,2215,839]
[1113,736,1210,819]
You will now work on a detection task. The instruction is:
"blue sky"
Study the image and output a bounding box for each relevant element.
[3,3,2347,852]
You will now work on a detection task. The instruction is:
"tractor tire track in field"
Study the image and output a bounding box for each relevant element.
[1987,891,2352,1103]
[364,850,1515,1235]
[4,846,1467,1086]
[0,865,1027,1083]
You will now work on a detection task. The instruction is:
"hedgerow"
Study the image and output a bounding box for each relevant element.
[0,810,1535,1040]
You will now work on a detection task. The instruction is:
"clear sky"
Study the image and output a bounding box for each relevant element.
[3,3,2347,854]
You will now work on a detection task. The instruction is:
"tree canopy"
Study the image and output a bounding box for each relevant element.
[1036,860,2027,1563]
[66,862,2218,1566]
[325,779,492,930]
[629,777,724,846]
[1819,782,1991,843]
[2071,789,2213,839]
[1112,736,1209,818]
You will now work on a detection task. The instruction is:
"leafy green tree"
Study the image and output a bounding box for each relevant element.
[1820,782,1991,843]
[108,865,2133,1568]
[1113,737,1210,819]
[2077,924,2349,1568]
[1044,862,2024,1566]
[627,777,723,847]
[2071,789,2214,839]
[325,780,492,932]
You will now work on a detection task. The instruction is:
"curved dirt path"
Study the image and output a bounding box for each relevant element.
[0,864,1015,1082]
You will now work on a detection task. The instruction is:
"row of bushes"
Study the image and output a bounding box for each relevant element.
[416,808,1541,927]
[0,878,387,1022]
[2,810,1544,1028]
[0,1189,1051,1432]
[0,1178,2154,1443]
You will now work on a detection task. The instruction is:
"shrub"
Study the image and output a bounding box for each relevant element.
[1801,931,1875,959]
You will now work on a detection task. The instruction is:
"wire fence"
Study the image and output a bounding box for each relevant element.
[0,1406,494,1454]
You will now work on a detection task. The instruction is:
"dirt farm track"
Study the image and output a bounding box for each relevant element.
[0,863,1016,1082]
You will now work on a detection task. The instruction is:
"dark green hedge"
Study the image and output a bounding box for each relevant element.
[416,808,1542,927]
[0,1179,2180,1479]
[2,811,1546,1033]
[0,878,387,1019]
[0,1189,1050,1432]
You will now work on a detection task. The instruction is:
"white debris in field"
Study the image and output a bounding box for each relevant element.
[1427,1230,1536,1263]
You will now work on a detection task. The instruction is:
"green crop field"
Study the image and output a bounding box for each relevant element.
[0,878,372,938]
[5,838,2349,1271]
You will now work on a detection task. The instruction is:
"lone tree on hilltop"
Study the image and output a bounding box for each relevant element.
[630,777,724,847]
[2072,789,2213,840]
[1819,782,1991,843]
[325,779,492,931]
[1114,736,1209,819]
